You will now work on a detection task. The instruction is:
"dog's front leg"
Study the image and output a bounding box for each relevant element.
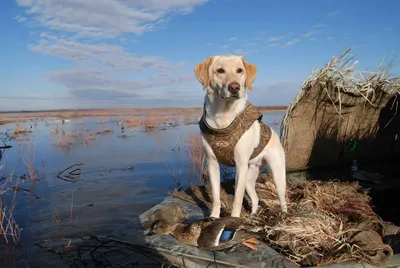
[207,158,221,218]
[231,161,249,217]
[202,137,222,218]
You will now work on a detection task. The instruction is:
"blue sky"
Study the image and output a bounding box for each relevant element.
[0,0,399,111]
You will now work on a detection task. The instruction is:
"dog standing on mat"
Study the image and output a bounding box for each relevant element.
[194,55,287,218]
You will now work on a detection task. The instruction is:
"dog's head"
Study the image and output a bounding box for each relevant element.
[194,55,257,101]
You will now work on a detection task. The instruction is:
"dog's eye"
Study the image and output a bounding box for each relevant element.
[236,68,243,73]
[216,68,225,74]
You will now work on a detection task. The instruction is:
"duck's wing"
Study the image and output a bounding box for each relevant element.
[197,220,227,248]
[219,217,262,232]
[201,229,262,251]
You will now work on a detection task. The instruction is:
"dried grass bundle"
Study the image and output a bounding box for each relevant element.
[281,47,400,149]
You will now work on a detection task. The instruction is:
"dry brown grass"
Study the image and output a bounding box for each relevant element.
[185,133,205,183]
[55,130,95,149]
[0,200,21,245]
[141,115,181,130]
[125,115,177,130]
[0,171,22,245]
[281,48,400,151]
[142,116,160,130]
[182,116,198,126]
[19,141,36,180]
[52,208,61,226]
[50,127,59,135]
[96,124,112,135]
[6,121,33,138]
[124,118,141,128]
[252,179,388,266]
[97,119,112,134]
[171,177,393,267]
[52,191,76,227]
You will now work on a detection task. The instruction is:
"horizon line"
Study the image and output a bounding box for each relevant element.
[0,105,289,114]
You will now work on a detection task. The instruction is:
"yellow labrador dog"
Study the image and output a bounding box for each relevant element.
[194,55,287,218]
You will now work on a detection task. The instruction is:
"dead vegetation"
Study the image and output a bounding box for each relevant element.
[52,191,77,228]
[19,141,36,180]
[96,129,112,135]
[281,48,400,170]
[4,121,33,139]
[96,119,113,135]
[185,133,205,183]
[54,130,96,149]
[171,176,393,267]
[124,115,181,131]
[124,118,141,127]
[0,170,22,245]
[142,116,161,131]
[0,199,21,245]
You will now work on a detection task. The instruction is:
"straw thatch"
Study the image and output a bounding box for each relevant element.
[171,175,393,266]
[280,48,400,170]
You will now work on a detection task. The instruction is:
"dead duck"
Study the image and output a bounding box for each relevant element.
[148,216,263,251]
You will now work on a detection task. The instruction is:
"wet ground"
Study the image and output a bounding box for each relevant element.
[0,112,285,267]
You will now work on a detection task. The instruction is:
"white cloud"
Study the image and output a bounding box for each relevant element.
[222,44,229,49]
[46,68,195,97]
[268,43,280,47]
[14,0,208,107]
[29,35,174,71]
[302,31,316,38]
[312,24,327,29]
[327,36,333,41]
[327,11,340,18]
[233,49,257,55]
[39,32,57,40]
[16,0,209,38]
[267,35,286,42]
[229,36,237,41]
[281,38,301,48]
[14,15,27,22]
[206,42,213,46]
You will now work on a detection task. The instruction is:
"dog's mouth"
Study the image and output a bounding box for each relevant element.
[221,94,240,100]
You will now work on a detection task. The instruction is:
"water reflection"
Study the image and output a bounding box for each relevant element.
[0,111,284,251]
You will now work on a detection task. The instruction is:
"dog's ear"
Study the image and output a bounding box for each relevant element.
[194,57,214,90]
[241,57,257,90]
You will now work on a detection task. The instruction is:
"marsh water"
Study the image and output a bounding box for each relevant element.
[0,112,284,256]
[1,111,400,267]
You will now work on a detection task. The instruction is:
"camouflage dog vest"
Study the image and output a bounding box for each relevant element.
[199,102,272,167]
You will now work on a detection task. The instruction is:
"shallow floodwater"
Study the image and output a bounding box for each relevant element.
[0,112,285,253]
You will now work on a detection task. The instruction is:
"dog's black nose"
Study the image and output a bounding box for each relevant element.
[228,82,240,93]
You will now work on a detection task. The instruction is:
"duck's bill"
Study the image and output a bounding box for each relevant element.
[146,231,158,237]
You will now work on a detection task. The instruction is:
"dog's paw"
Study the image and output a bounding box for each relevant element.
[281,205,288,214]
